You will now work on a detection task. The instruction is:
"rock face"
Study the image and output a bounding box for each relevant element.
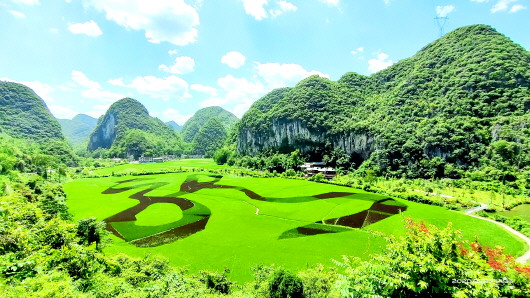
[0,81,65,142]
[238,119,375,159]
[88,111,117,150]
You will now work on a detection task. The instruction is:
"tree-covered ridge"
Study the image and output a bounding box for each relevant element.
[190,117,227,157]
[181,106,238,142]
[0,81,65,142]
[165,120,181,131]
[87,98,183,158]
[237,24,530,178]
[58,114,98,147]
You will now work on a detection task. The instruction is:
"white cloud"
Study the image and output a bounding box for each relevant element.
[491,0,517,12]
[68,20,103,37]
[71,70,124,102]
[168,49,178,55]
[351,46,364,55]
[231,99,253,118]
[320,0,339,5]
[199,75,266,110]
[87,0,199,46]
[48,105,78,119]
[85,104,111,119]
[190,84,218,96]
[159,56,195,74]
[509,4,526,12]
[270,1,297,17]
[9,10,26,18]
[9,0,39,5]
[50,28,59,34]
[241,0,268,20]
[436,5,455,17]
[80,88,124,102]
[108,77,126,87]
[23,81,56,103]
[162,108,192,125]
[221,51,246,69]
[127,75,190,101]
[256,62,329,89]
[72,70,101,89]
[368,53,393,73]
[68,21,103,37]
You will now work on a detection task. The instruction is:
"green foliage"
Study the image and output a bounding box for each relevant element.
[198,267,234,294]
[180,106,238,142]
[0,133,73,178]
[76,217,108,250]
[190,117,227,157]
[213,146,235,165]
[478,211,530,238]
[0,81,65,143]
[236,25,530,179]
[335,219,530,297]
[58,114,98,147]
[298,264,338,298]
[268,269,304,298]
[231,150,305,173]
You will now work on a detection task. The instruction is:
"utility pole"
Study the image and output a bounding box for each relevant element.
[434,16,449,37]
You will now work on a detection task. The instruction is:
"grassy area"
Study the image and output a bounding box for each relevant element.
[135,203,183,226]
[498,204,530,223]
[64,162,528,282]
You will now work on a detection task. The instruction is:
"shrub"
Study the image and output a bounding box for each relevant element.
[198,268,233,294]
[269,269,304,298]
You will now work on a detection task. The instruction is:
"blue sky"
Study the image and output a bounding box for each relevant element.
[1,0,528,124]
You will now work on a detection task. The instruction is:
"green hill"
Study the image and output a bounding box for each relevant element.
[166,120,181,131]
[181,106,238,142]
[236,25,530,178]
[0,81,65,142]
[58,114,98,147]
[88,98,183,158]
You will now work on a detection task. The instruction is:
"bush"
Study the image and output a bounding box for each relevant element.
[269,269,304,298]
[198,268,233,294]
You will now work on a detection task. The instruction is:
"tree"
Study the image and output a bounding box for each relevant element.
[76,217,108,251]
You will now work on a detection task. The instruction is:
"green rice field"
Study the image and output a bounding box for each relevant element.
[65,161,528,281]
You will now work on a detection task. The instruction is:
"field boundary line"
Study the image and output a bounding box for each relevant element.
[243,201,259,215]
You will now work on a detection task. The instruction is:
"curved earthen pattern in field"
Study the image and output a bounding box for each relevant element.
[280,198,408,239]
[101,174,408,246]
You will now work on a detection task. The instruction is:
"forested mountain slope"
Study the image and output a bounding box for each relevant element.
[181,106,238,142]
[58,114,98,147]
[166,120,181,131]
[236,25,530,178]
[0,81,65,142]
[88,98,183,158]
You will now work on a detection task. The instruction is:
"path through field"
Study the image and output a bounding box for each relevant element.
[467,213,530,264]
